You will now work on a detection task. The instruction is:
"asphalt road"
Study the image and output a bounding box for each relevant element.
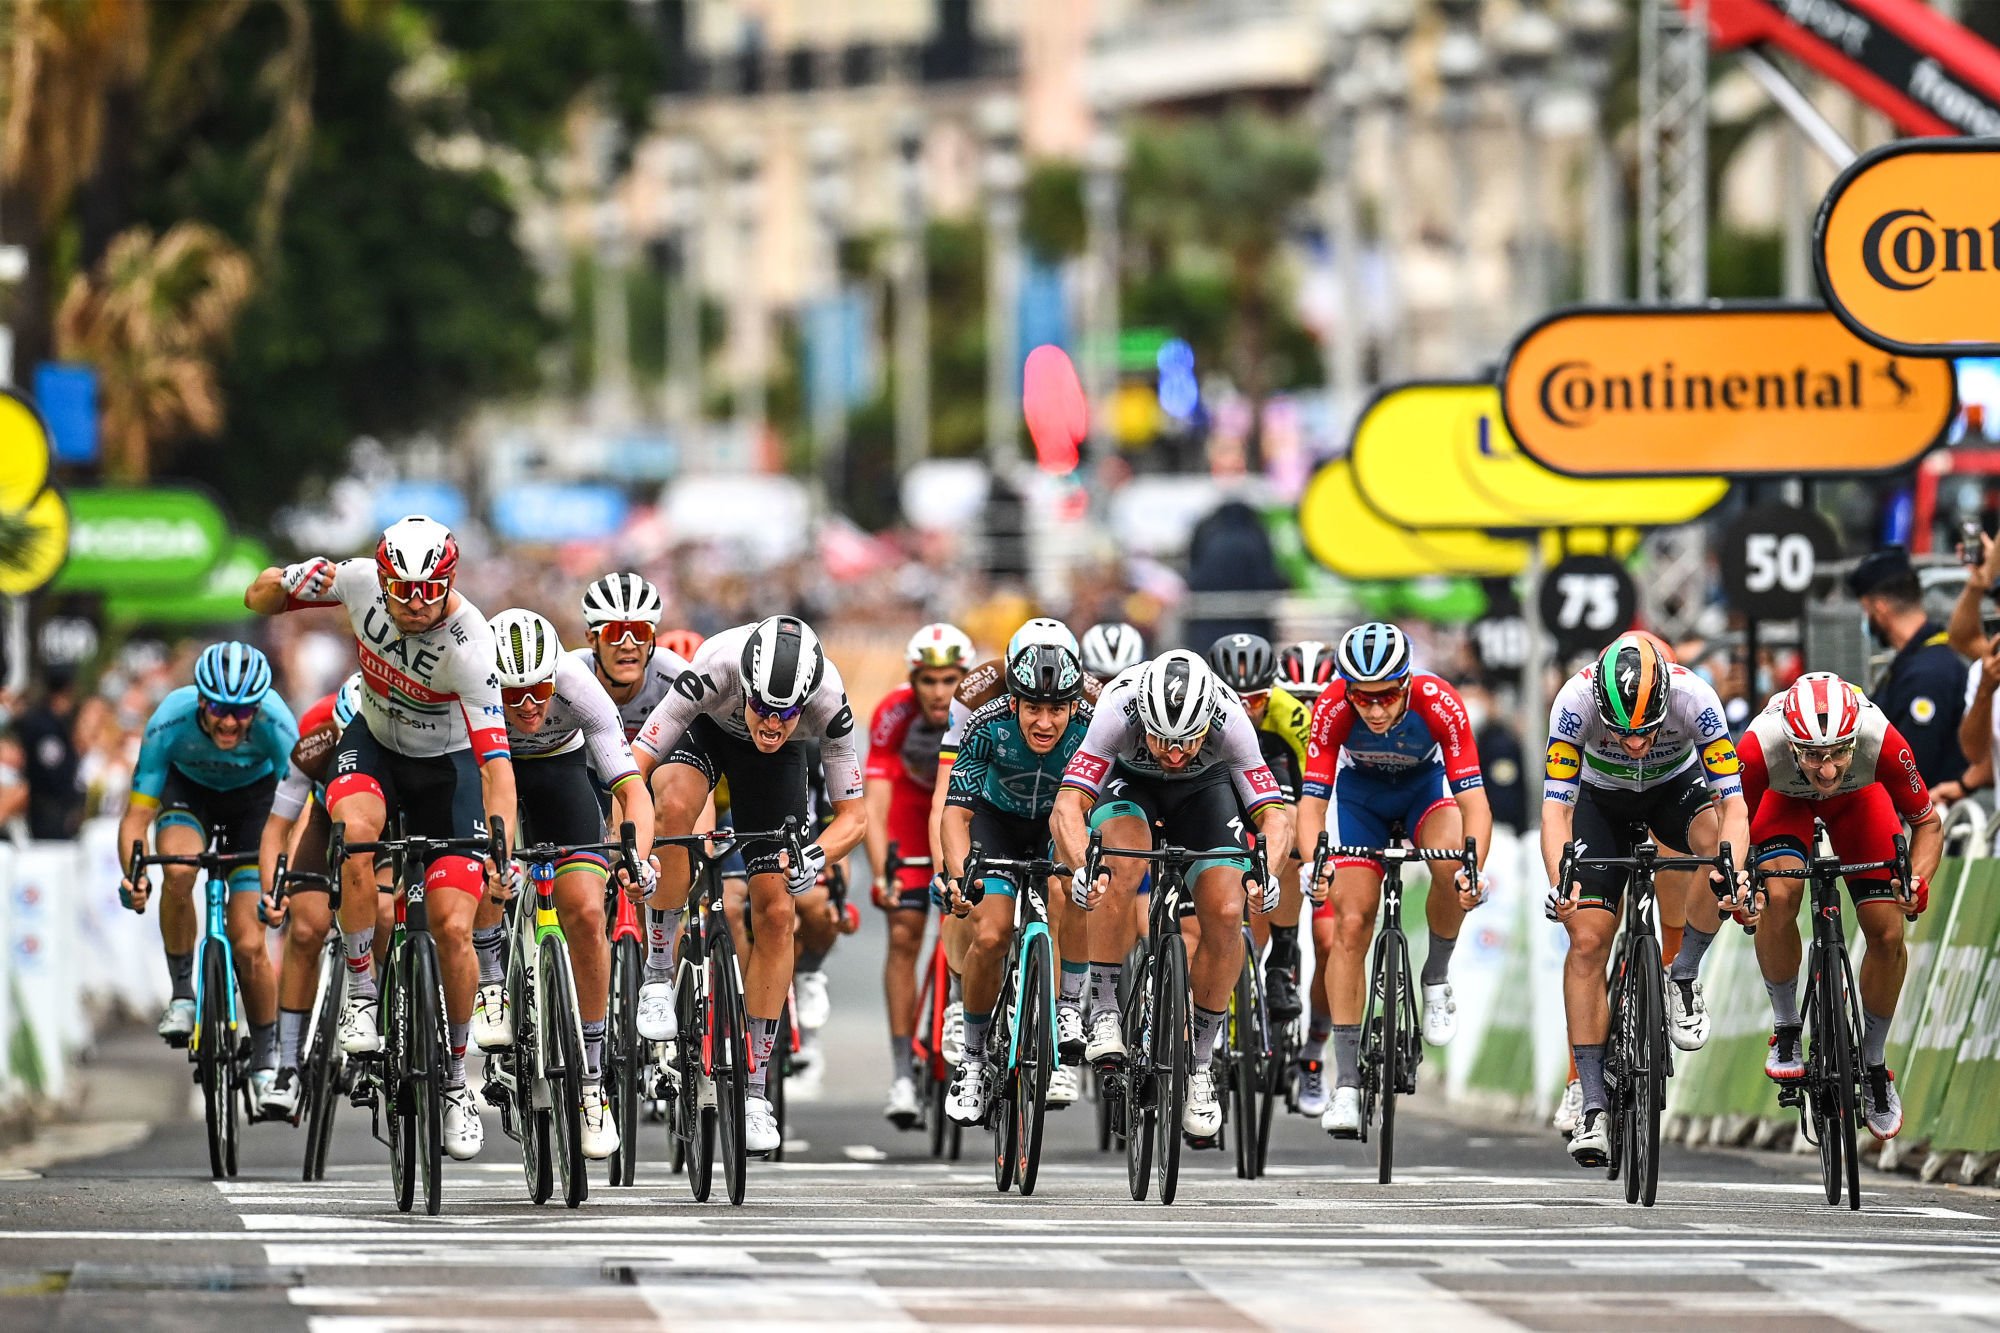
[6,924,2000,1330]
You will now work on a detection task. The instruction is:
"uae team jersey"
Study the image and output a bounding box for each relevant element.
[1738,694,1933,823]
[505,652,641,785]
[1301,674,1484,801]
[1542,662,1741,806]
[565,644,691,744]
[131,686,299,803]
[632,623,865,803]
[286,559,508,763]
[1059,673,1285,816]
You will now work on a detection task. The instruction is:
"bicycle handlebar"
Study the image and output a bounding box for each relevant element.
[516,821,645,887]
[653,817,809,884]
[1307,831,1478,889]
[1081,828,1268,899]
[957,841,1073,907]
[327,816,508,881]
[1750,820,1917,923]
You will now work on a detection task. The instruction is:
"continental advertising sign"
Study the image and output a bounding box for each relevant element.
[1499,304,1954,478]
[1349,381,1726,531]
[1817,138,2000,355]
[1298,459,1530,580]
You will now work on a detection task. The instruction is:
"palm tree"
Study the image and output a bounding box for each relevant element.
[55,220,254,482]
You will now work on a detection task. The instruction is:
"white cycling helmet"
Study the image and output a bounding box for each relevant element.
[1006,617,1078,664]
[1782,671,1862,749]
[490,609,562,689]
[375,514,459,583]
[906,622,974,671]
[742,615,825,712]
[1137,650,1218,745]
[1080,622,1144,679]
[581,572,664,631]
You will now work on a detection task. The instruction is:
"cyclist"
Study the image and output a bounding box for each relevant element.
[1541,632,1750,1167]
[472,609,657,1161]
[867,622,974,1129]
[1080,622,1145,687]
[576,573,692,743]
[1295,623,1491,1138]
[117,642,299,1112]
[1279,640,1338,703]
[246,514,516,1162]
[937,632,1092,1125]
[1052,650,1295,1141]
[1740,671,1940,1141]
[1207,633,1311,1023]
[631,616,867,1154]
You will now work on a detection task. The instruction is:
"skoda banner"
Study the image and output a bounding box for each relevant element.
[55,488,229,592]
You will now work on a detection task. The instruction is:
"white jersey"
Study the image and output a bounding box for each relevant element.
[1059,673,1285,815]
[567,644,690,744]
[292,559,508,762]
[1543,662,1741,805]
[271,761,312,822]
[508,652,640,784]
[633,623,865,803]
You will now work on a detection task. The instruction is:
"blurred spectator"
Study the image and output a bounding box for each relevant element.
[1182,500,1287,649]
[0,730,25,834]
[17,669,84,840]
[1463,681,1526,832]
[1849,546,1971,794]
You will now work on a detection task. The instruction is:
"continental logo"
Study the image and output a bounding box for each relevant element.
[1545,740,1581,782]
[1702,737,1741,778]
[1500,305,1954,478]
[1818,139,2000,356]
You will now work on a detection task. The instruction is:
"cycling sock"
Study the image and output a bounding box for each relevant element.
[1661,922,1685,967]
[344,928,377,1000]
[251,1021,278,1071]
[1574,1044,1608,1114]
[1864,1010,1893,1068]
[890,1033,912,1082]
[797,947,828,973]
[1307,1011,1334,1050]
[962,1011,992,1061]
[166,951,195,1002]
[1421,930,1457,987]
[448,1022,469,1087]
[581,1019,605,1081]
[747,1018,779,1096]
[1765,975,1801,1028]
[646,906,684,980]
[278,1008,307,1068]
[1268,925,1300,972]
[1331,1024,1363,1088]
[1059,960,1088,1009]
[472,926,505,986]
[1667,924,1717,982]
[1190,1006,1225,1070]
[1088,961,1122,1018]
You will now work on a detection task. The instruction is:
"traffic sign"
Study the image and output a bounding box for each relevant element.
[1719,504,1840,619]
[1536,555,1637,655]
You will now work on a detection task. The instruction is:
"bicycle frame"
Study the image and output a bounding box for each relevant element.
[130,838,260,1057]
[961,849,1066,1075]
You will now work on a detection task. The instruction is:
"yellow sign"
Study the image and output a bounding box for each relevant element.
[1500,304,1955,477]
[1817,139,2000,356]
[0,390,65,596]
[1298,459,1529,580]
[1350,382,1727,530]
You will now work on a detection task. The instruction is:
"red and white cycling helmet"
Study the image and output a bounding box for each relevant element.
[1781,671,1861,749]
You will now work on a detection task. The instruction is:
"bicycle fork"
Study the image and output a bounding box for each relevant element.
[189,874,239,1058]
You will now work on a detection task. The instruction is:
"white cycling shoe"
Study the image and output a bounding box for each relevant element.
[1183,1066,1223,1139]
[157,998,196,1046]
[1667,978,1710,1052]
[884,1075,921,1130]
[248,1067,278,1111]
[1295,1059,1330,1118]
[338,996,383,1055]
[1057,1004,1087,1062]
[1322,1085,1363,1139]
[472,982,512,1050]
[1421,981,1457,1046]
[636,981,677,1042]
[263,1067,303,1118]
[946,1059,990,1126]
[1569,1109,1610,1167]
[744,1095,781,1154]
[1085,1010,1127,1063]
[794,969,831,1032]
[1553,1078,1584,1136]
[580,1083,620,1160]
[1046,1063,1081,1109]
[443,1085,484,1161]
[940,1001,966,1066]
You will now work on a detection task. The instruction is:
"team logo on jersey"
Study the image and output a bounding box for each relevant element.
[1911,695,1936,725]
[1702,737,1741,776]
[1545,740,1581,781]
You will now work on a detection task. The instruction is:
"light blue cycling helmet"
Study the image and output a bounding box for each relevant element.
[334,670,365,729]
[1334,622,1412,685]
[194,641,273,708]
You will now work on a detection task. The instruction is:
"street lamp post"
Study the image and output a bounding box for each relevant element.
[1497,2,1560,327]
[1083,118,1125,477]
[1323,2,1368,437]
[981,96,1024,476]
[663,138,704,454]
[1434,3,1485,374]
[590,121,632,431]
[727,139,766,468]
[807,126,851,505]
[1365,0,1415,381]
[1565,0,1625,302]
[893,117,930,479]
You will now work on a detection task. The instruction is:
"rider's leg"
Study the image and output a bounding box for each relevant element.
[1085,811,1148,1025]
[280,888,331,1068]
[1325,862,1384,1090]
[1188,862,1249,1068]
[154,818,204,1000]
[744,871,797,1097]
[1415,799,1467,986]
[1666,802,1728,985]
[1854,898,1909,1067]
[644,762,712,982]
[554,862,611,1076]
[958,888,1015,1062]
[884,905,926,1084]
[1562,905,1618,1114]
[326,787,388,999]
[426,861,486,1086]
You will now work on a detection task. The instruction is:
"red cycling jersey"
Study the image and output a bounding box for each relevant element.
[1302,674,1484,799]
[867,685,949,896]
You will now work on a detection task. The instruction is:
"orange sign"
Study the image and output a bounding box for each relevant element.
[1817,139,2000,356]
[1499,304,1954,478]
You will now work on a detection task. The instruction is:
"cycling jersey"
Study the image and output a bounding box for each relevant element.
[285,558,508,763]
[633,622,864,804]
[1061,673,1284,817]
[947,698,1093,820]
[1301,674,1483,800]
[130,686,299,805]
[867,685,949,794]
[1738,696,1932,822]
[1258,685,1313,788]
[505,652,640,787]
[272,690,339,822]
[1542,663,1741,806]
[565,643,691,744]
[940,658,1101,760]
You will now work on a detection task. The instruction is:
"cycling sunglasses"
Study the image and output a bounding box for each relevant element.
[1605,720,1663,739]
[749,697,806,722]
[385,577,450,607]
[502,681,554,709]
[1350,685,1407,707]
[1792,739,1856,767]
[594,620,654,647]
[1145,728,1209,756]
[203,700,259,723]
[1239,689,1271,711]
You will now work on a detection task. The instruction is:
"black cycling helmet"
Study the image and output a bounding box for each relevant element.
[1006,640,1084,704]
[1206,633,1276,694]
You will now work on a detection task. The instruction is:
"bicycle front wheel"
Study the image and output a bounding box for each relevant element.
[384,957,415,1213]
[541,936,588,1209]
[770,1004,793,1164]
[1230,957,1261,1181]
[1373,932,1405,1186]
[1628,934,1665,1208]
[1123,954,1154,1201]
[302,939,346,1182]
[607,936,641,1187]
[674,966,713,1202]
[1156,939,1190,1206]
[410,938,448,1217]
[199,941,235,1181]
[708,930,751,1206]
[1014,934,1054,1196]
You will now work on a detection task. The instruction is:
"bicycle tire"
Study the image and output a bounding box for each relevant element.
[708,929,751,1207]
[990,955,1019,1193]
[1374,932,1403,1185]
[1156,938,1189,1206]
[542,936,587,1209]
[1838,952,1862,1212]
[771,1003,793,1163]
[1015,934,1054,1196]
[675,965,713,1202]
[411,938,447,1217]
[200,941,233,1181]
[1095,1064,1114,1153]
[1630,934,1665,1208]
[1818,946,1863,1209]
[608,937,641,1187]
[1604,939,1630,1183]
[1230,956,1260,1181]
[302,938,345,1182]
[385,955,415,1213]
[1123,952,1154,1200]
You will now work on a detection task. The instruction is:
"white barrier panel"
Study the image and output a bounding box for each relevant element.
[1444,827,1521,1100]
[77,818,168,1019]
[0,843,13,1104]
[1526,833,1570,1110]
[8,843,81,1101]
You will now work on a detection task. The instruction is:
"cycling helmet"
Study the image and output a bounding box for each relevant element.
[194,642,272,708]
[581,572,664,631]
[1006,617,1079,663]
[1279,640,1338,697]
[1206,633,1276,694]
[1782,671,1862,749]
[334,670,365,729]
[906,622,974,671]
[490,609,562,689]
[1006,638,1084,704]
[1593,632,1672,733]
[1137,650,1218,744]
[1080,622,1145,679]
[1336,622,1413,685]
[375,514,459,584]
[1629,629,1678,666]
[742,616,825,711]
[658,628,705,663]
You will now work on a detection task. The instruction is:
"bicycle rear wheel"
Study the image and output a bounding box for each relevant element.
[708,930,751,1206]
[607,936,641,1187]
[542,937,588,1209]
[1372,932,1404,1185]
[199,941,235,1181]
[1838,955,1862,1212]
[1230,957,1261,1181]
[1124,953,1154,1201]
[1628,935,1665,1208]
[410,939,447,1217]
[1156,939,1189,1206]
[1015,934,1054,1196]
